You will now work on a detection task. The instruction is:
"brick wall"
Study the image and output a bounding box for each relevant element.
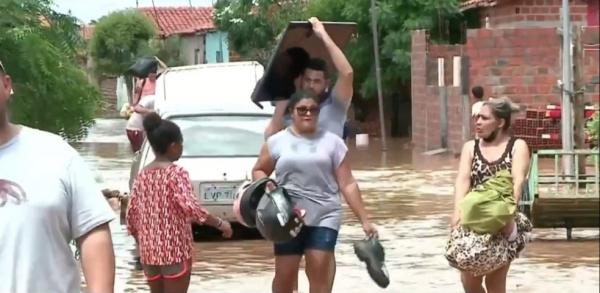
[427,44,464,86]
[411,25,600,153]
[467,27,564,106]
[411,31,466,152]
[98,78,118,118]
[582,26,600,102]
[480,0,589,28]
[411,31,430,149]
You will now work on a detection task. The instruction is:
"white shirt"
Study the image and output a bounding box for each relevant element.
[0,127,115,293]
[126,95,156,130]
[471,101,484,117]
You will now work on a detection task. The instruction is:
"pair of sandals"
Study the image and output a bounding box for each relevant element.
[353,236,390,288]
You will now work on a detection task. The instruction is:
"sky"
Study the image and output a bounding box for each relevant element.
[53,0,216,23]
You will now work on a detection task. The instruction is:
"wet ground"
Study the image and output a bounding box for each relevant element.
[77,119,599,293]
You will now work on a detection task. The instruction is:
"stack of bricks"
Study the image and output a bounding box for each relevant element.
[514,106,598,152]
[513,109,562,152]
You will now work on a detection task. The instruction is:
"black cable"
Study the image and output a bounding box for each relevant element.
[151,0,165,38]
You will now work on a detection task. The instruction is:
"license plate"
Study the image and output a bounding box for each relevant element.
[199,182,239,203]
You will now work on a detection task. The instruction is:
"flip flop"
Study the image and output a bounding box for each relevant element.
[353,236,390,288]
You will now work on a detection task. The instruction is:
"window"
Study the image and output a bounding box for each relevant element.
[170,115,270,157]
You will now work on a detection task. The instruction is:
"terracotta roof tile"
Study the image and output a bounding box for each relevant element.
[138,7,214,37]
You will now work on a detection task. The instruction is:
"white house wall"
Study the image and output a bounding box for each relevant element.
[179,34,205,65]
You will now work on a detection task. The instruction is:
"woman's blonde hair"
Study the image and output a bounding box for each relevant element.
[483,96,521,130]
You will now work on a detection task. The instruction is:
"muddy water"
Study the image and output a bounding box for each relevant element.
[77,119,599,293]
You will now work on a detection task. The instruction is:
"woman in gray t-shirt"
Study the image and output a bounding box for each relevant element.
[252,90,377,293]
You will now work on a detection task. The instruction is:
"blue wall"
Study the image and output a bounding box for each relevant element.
[205,31,229,63]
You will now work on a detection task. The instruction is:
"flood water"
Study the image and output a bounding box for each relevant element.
[76,119,599,293]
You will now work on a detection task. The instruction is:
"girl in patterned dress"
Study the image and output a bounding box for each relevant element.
[127,113,233,293]
[446,97,532,293]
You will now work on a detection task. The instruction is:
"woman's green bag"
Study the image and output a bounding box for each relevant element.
[460,169,516,234]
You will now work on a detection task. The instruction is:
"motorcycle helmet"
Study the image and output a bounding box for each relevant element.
[232,178,274,228]
[255,185,303,243]
[127,56,159,78]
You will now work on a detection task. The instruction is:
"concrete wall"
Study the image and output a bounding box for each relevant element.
[180,34,205,65]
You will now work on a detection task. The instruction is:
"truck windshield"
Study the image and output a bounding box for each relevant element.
[170,115,270,157]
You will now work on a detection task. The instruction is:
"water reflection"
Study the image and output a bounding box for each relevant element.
[77,119,599,293]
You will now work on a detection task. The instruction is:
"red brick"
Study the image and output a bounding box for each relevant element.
[571,6,588,14]
[478,29,494,39]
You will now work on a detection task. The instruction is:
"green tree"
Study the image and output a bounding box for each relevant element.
[309,0,459,97]
[0,0,101,140]
[214,0,459,98]
[90,10,156,77]
[214,0,308,65]
[587,112,599,145]
[151,37,185,67]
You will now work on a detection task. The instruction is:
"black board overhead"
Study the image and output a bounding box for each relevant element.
[251,21,357,107]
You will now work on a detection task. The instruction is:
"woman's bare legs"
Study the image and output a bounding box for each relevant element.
[485,263,511,293]
[273,255,302,293]
[461,272,485,293]
[305,250,336,293]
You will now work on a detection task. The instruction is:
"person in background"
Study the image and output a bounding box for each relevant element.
[126,66,160,153]
[125,91,155,153]
[0,60,116,292]
[134,73,157,104]
[471,86,485,117]
[127,112,233,293]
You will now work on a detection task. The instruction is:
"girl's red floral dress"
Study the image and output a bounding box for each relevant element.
[127,164,209,265]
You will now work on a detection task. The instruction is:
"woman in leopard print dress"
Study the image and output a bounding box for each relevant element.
[447,97,532,293]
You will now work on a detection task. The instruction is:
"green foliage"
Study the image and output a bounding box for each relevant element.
[151,37,185,67]
[585,112,599,165]
[308,0,459,97]
[0,0,101,140]
[587,112,599,144]
[214,0,460,98]
[90,10,156,77]
[214,0,308,65]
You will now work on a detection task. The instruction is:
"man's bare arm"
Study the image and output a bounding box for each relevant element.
[77,223,115,293]
[309,17,353,104]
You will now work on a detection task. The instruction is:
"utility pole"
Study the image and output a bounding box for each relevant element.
[136,0,139,8]
[370,0,388,151]
[561,0,574,175]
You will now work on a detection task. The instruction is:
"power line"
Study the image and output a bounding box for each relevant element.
[151,0,165,38]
